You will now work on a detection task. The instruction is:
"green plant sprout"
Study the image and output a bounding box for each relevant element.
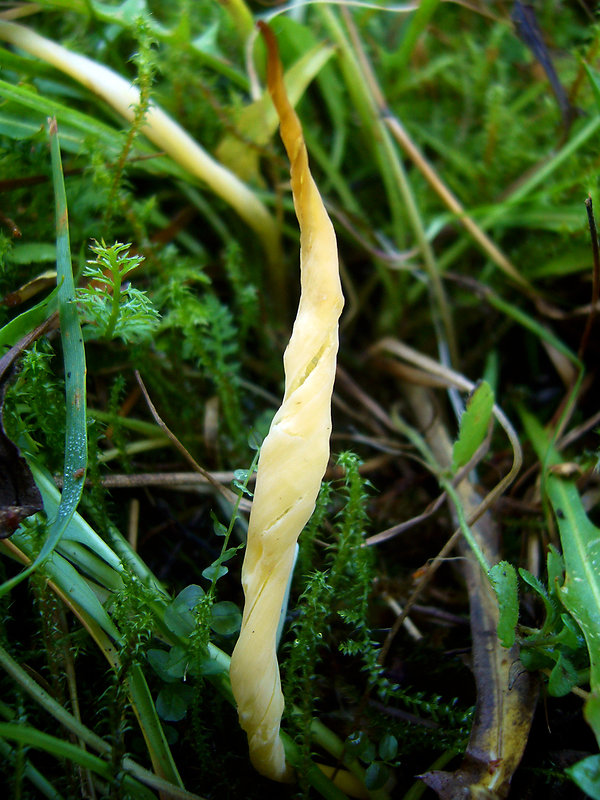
[78,240,159,343]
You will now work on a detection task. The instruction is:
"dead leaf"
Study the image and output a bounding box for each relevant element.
[0,313,58,537]
[404,384,538,799]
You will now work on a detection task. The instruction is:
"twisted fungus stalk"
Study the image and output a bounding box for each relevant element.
[229,22,344,783]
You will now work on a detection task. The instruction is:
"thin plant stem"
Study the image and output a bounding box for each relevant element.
[579,195,600,360]
[321,5,459,365]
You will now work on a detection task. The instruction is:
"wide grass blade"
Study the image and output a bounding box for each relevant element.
[521,406,600,762]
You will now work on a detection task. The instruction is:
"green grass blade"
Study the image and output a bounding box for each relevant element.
[9,527,122,640]
[0,644,204,799]
[546,475,600,692]
[0,736,65,800]
[438,113,600,274]
[0,118,87,597]
[0,78,186,179]
[394,0,441,74]
[127,663,185,788]
[485,291,580,366]
[0,723,114,780]
[0,289,57,349]
[28,461,123,570]
[0,723,156,799]
[520,405,600,750]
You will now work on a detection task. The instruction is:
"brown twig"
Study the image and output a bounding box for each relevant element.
[134,370,246,510]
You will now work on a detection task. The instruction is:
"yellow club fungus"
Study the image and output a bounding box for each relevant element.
[229,22,344,782]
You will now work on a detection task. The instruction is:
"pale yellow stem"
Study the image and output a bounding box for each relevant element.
[229,23,343,782]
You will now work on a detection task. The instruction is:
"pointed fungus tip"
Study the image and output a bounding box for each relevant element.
[257,21,280,92]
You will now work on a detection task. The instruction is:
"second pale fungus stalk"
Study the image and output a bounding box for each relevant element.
[229,23,344,783]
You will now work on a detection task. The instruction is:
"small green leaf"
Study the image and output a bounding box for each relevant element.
[232,469,253,497]
[155,684,194,722]
[566,753,600,799]
[345,731,375,764]
[519,566,559,636]
[202,564,228,582]
[147,650,179,684]
[548,476,600,692]
[365,762,389,790]
[209,601,241,636]
[0,120,88,599]
[188,657,227,678]
[10,242,56,264]
[452,380,494,472]
[378,732,398,762]
[555,614,585,651]
[519,647,552,672]
[489,560,518,648]
[163,585,205,637]
[211,512,227,537]
[548,652,579,697]
[165,646,189,679]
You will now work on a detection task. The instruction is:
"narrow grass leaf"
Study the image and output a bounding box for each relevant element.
[489,560,518,648]
[520,405,600,751]
[0,736,65,800]
[0,644,203,799]
[0,723,113,779]
[546,474,600,692]
[0,724,155,800]
[0,289,57,350]
[9,527,122,641]
[452,380,494,472]
[127,663,185,787]
[0,79,184,178]
[28,460,124,572]
[394,0,441,74]
[0,119,87,597]
[584,62,600,112]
